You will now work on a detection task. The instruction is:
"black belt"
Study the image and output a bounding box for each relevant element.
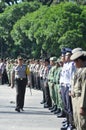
[72,93,81,98]
[16,78,26,80]
[74,93,81,97]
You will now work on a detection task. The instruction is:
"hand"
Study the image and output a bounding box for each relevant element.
[80,108,86,116]
[59,90,61,94]
[69,92,75,97]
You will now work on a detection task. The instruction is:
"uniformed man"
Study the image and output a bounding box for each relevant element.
[11,56,30,112]
[43,58,52,108]
[53,58,63,115]
[70,50,86,130]
[48,56,57,111]
[39,59,46,104]
[60,49,76,130]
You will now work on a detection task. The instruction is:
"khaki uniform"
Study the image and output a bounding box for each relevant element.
[71,67,86,130]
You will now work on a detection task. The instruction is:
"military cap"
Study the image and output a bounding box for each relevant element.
[40,59,43,62]
[72,48,83,54]
[50,56,57,61]
[65,52,72,56]
[70,51,84,61]
[6,57,9,60]
[44,58,50,62]
[65,48,72,53]
[61,53,65,57]
[61,48,66,54]
[55,58,61,63]
[61,47,72,54]
[17,56,23,60]
[83,51,86,56]
[10,59,14,62]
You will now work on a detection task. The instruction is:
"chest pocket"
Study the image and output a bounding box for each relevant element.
[15,65,26,78]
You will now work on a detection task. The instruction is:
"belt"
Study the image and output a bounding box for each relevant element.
[72,93,81,98]
[16,78,26,80]
[61,83,70,87]
[74,93,81,97]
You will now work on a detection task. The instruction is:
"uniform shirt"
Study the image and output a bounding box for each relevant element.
[60,62,76,85]
[54,67,62,84]
[63,61,76,85]
[48,65,56,83]
[43,65,51,80]
[35,64,40,73]
[0,62,5,74]
[12,64,30,79]
[71,67,86,108]
[39,65,44,78]
[59,63,66,85]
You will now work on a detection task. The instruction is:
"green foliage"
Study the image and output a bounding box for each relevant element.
[0,1,86,58]
[11,2,86,58]
[0,2,6,13]
[0,1,40,57]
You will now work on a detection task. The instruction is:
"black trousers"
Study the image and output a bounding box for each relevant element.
[15,78,27,109]
[44,80,52,107]
[40,78,46,102]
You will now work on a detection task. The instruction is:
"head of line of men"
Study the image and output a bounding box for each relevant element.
[70,48,86,68]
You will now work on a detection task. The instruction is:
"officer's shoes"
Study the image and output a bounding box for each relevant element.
[51,105,57,112]
[40,100,45,104]
[57,111,66,118]
[54,108,61,114]
[67,124,76,130]
[20,108,24,111]
[60,124,68,130]
[44,104,49,108]
[62,119,67,124]
[48,106,54,110]
[67,125,73,130]
[15,108,20,112]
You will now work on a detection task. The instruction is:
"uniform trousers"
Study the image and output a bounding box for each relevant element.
[48,82,56,106]
[44,80,52,107]
[55,84,63,109]
[72,97,86,130]
[15,78,27,109]
[61,85,73,125]
[40,78,46,103]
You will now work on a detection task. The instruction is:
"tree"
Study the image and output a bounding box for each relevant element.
[0,1,40,58]
[11,2,86,57]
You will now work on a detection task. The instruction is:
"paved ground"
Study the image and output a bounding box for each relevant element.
[0,84,64,130]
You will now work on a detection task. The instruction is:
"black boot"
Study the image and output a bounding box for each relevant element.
[51,105,57,112]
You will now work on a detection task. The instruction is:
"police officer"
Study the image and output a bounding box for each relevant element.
[43,58,52,108]
[70,50,86,130]
[60,49,76,130]
[11,56,30,112]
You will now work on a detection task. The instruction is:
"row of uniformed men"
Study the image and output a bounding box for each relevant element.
[28,48,86,130]
[27,51,75,130]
